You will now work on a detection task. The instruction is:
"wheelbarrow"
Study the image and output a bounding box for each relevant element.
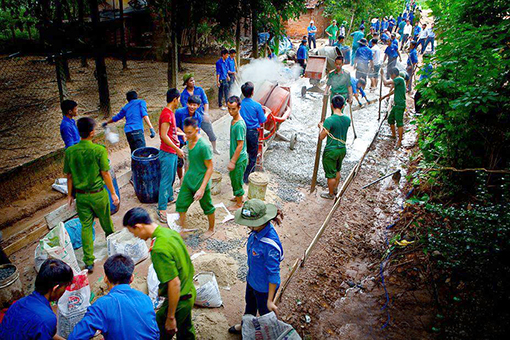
[301,46,351,97]
[252,81,296,170]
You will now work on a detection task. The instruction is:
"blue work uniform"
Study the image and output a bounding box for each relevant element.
[0,291,57,340]
[355,45,373,80]
[381,20,389,32]
[408,48,418,66]
[351,78,367,98]
[180,86,209,116]
[175,107,203,145]
[216,57,229,107]
[246,223,284,293]
[60,116,81,148]
[227,56,236,86]
[350,30,365,66]
[67,284,159,340]
[388,18,396,31]
[307,25,317,37]
[297,45,308,60]
[381,33,389,42]
[112,99,148,133]
[240,97,267,183]
[414,25,421,38]
[385,44,400,59]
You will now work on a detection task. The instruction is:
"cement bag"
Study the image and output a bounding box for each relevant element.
[105,126,119,144]
[52,178,68,195]
[57,270,91,338]
[242,312,302,340]
[34,222,80,274]
[194,272,222,308]
[148,264,164,309]
[106,229,149,264]
[64,218,95,249]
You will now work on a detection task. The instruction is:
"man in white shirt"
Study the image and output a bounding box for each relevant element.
[369,38,382,92]
[422,23,436,54]
[401,20,413,51]
[417,23,428,53]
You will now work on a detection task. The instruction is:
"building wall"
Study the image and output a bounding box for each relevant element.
[285,6,330,39]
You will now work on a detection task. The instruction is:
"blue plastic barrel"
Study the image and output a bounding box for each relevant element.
[132,147,161,203]
[341,46,351,64]
[104,163,121,215]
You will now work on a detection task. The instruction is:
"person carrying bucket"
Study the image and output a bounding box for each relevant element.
[63,117,118,273]
[228,199,284,335]
[318,95,351,199]
[226,96,248,211]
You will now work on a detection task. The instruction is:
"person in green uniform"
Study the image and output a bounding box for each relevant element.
[326,55,353,105]
[123,207,195,340]
[64,117,118,273]
[226,96,248,211]
[318,95,351,199]
[325,20,339,46]
[380,67,407,149]
[175,117,216,236]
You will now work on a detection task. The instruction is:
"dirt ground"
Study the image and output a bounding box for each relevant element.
[0,57,221,174]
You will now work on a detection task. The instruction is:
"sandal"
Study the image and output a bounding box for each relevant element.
[157,210,167,223]
[228,325,242,335]
[320,192,335,200]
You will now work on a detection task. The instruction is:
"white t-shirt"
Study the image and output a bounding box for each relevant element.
[403,24,413,35]
[371,45,382,65]
[418,29,428,39]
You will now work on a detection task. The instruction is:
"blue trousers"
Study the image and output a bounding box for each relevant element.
[423,37,435,53]
[244,283,277,316]
[244,128,259,184]
[218,79,229,107]
[308,35,316,49]
[158,150,178,211]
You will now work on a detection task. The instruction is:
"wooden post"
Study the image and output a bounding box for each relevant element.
[310,91,329,193]
[78,0,88,67]
[349,103,357,140]
[378,69,384,120]
[235,19,241,67]
[119,0,128,69]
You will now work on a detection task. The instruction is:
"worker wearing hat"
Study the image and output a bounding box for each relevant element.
[307,20,317,49]
[353,38,374,82]
[228,199,284,334]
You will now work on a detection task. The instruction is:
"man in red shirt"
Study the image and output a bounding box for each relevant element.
[158,88,184,223]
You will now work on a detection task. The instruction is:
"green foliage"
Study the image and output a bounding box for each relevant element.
[324,0,402,27]
[417,0,510,175]
[422,173,510,338]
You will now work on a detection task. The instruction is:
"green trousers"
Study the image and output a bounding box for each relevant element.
[76,189,114,266]
[230,159,247,197]
[156,294,196,340]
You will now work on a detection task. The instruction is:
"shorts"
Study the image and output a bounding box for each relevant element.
[355,63,369,81]
[388,105,405,127]
[322,147,347,179]
[370,64,381,79]
[175,182,216,215]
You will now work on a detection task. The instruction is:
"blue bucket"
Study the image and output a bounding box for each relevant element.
[132,147,161,203]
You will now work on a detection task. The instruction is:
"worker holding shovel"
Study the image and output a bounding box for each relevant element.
[380,67,407,149]
[228,199,284,335]
[318,95,351,199]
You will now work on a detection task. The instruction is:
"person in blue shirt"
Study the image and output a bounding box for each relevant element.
[68,255,159,340]
[413,23,422,40]
[353,38,374,82]
[381,17,389,32]
[60,99,81,148]
[216,49,230,111]
[350,27,365,66]
[396,14,402,30]
[383,38,402,79]
[103,91,156,154]
[240,82,267,184]
[406,40,419,92]
[409,12,415,25]
[175,95,203,180]
[351,78,371,106]
[381,30,390,43]
[227,49,237,92]
[0,259,73,340]
[228,199,284,335]
[296,39,308,75]
[181,74,219,154]
[391,33,399,48]
[388,16,396,33]
[307,20,317,49]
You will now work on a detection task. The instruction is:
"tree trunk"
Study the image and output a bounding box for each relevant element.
[78,0,88,67]
[235,19,241,67]
[10,25,16,44]
[346,11,355,37]
[89,0,111,116]
[119,0,128,69]
[251,11,258,59]
[27,23,32,40]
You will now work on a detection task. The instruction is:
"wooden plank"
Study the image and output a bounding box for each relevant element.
[4,222,48,256]
[44,202,77,230]
[310,91,330,192]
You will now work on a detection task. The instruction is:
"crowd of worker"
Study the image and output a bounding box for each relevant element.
[0,0,431,338]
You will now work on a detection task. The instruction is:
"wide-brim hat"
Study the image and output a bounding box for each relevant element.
[234,199,277,227]
[359,38,368,46]
[182,73,194,86]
